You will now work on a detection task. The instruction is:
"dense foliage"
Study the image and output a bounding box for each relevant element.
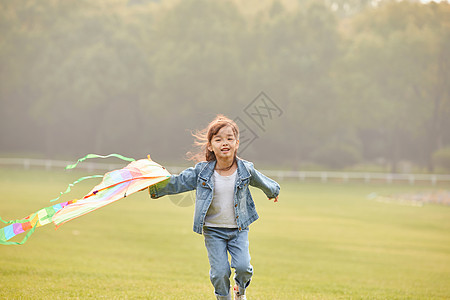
[0,0,449,171]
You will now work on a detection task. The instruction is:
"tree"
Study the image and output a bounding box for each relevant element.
[253,1,343,166]
[339,1,450,172]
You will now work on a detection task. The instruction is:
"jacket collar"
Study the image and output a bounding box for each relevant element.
[236,158,251,180]
[198,158,250,181]
[198,160,216,181]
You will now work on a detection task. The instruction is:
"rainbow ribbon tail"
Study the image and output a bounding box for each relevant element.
[0,200,78,245]
[0,154,171,245]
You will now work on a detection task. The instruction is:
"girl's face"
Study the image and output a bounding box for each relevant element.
[207,125,239,161]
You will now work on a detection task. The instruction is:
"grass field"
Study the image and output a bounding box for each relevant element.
[0,168,449,299]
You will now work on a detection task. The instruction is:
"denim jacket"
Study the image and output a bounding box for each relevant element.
[149,158,280,234]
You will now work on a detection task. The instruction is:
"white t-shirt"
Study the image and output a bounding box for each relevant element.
[204,170,238,228]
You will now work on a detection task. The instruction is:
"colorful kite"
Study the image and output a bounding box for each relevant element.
[0,154,171,245]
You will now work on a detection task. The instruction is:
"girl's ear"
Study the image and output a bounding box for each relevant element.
[235,139,239,150]
[207,143,212,152]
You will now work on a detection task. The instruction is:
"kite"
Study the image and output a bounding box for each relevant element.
[0,154,171,245]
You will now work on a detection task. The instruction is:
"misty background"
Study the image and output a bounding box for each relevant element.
[0,0,449,173]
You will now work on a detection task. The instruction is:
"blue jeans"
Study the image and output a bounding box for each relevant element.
[203,227,253,299]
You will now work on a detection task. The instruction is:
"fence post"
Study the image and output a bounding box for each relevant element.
[299,172,305,181]
[23,159,30,170]
[387,174,393,184]
[45,160,52,171]
[277,171,284,181]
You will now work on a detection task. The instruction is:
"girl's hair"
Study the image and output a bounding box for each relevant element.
[188,114,240,162]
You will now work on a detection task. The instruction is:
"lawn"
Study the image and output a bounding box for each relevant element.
[0,168,449,299]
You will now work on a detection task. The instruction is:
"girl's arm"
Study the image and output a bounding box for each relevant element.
[248,163,280,201]
[149,165,200,199]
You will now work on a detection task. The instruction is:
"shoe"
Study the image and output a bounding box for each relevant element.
[233,285,247,300]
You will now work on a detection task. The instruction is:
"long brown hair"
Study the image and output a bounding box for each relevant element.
[188,114,239,163]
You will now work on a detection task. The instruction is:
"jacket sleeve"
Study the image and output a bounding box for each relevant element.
[149,164,200,199]
[248,163,280,199]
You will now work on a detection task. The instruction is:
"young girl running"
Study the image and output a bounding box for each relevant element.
[149,115,280,300]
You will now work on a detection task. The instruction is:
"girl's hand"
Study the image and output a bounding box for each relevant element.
[269,196,279,203]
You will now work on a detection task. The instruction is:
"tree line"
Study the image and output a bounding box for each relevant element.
[0,0,449,172]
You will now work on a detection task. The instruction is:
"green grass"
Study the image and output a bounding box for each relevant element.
[0,168,449,299]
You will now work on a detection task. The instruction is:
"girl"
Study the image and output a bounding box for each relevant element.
[149,115,280,300]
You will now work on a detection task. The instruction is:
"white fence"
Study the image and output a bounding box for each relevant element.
[1,157,450,186]
[260,170,450,185]
[0,158,126,172]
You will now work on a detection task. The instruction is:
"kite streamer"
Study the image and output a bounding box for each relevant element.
[50,175,103,203]
[0,199,78,245]
[0,154,170,245]
[65,153,135,170]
